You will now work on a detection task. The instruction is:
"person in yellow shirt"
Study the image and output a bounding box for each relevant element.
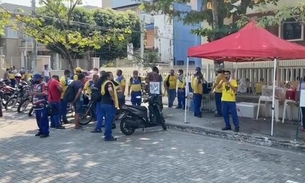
[8,68,16,87]
[176,69,186,109]
[164,69,178,108]
[217,70,240,132]
[255,78,264,95]
[128,70,143,106]
[115,69,126,106]
[212,68,224,117]
[74,67,82,81]
[192,68,204,118]
[84,74,99,95]
[60,70,71,124]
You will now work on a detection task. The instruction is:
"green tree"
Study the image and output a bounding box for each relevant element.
[141,0,278,41]
[93,9,140,61]
[12,0,131,71]
[0,9,12,36]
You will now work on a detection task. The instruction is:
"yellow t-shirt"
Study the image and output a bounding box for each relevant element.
[192,77,203,94]
[177,75,186,89]
[9,73,15,79]
[129,77,143,92]
[73,74,78,81]
[60,76,68,99]
[164,75,178,90]
[255,82,263,94]
[84,80,93,95]
[214,74,223,93]
[221,79,238,102]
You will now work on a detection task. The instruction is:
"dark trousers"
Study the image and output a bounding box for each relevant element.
[10,79,15,87]
[35,108,49,135]
[193,93,202,116]
[222,101,239,128]
[167,89,176,107]
[215,93,222,115]
[101,104,116,139]
[301,107,305,129]
[60,99,68,122]
[131,91,142,106]
[177,89,185,108]
[49,102,61,127]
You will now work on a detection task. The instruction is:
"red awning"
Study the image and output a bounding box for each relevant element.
[187,21,305,61]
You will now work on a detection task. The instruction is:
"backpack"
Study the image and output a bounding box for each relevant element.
[165,75,170,88]
[63,82,75,102]
[91,87,102,102]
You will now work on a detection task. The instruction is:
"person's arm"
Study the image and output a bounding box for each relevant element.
[121,78,126,94]
[228,80,238,93]
[73,86,83,103]
[84,81,89,93]
[56,81,63,93]
[128,78,131,96]
[193,77,198,92]
[107,83,115,100]
[217,79,225,89]
[163,75,168,89]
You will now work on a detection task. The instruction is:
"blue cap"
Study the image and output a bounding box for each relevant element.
[33,74,42,80]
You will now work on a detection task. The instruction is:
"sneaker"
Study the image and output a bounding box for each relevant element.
[176,106,182,109]
[221,127,231,131]
[63,120,71,124]
[234,127,240,132]
[91,129,102,133]
[35,132,42,137]
[40,134,49,138]
[104,137,118,141]
[55,126,65,129]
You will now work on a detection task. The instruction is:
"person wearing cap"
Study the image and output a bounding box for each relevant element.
[212,68,224,117]
[192,67,204,118]
[74,67,82,81]
[176,69,186,109]
[30,74,49,138]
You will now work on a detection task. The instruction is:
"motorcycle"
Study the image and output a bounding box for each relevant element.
[119,94,166,136]
[5,82,30,110]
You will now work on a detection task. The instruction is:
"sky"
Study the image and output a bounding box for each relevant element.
[1,0,102,7]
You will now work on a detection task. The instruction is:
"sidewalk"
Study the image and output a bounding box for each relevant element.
[163,107,305,152]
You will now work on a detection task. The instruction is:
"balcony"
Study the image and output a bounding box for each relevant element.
[19,39,48,51]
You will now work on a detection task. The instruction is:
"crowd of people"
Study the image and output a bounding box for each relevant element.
[3,64,242,140]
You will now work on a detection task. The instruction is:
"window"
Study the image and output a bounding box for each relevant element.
[189,61,195,66]
[279,18,304,41]
[5,27,18,39]
[176,60,184,65]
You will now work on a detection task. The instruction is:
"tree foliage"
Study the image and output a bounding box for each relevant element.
[0,9,12,36]
[141,0,279,41]
[6,0,138,70]
[236,1,305,28]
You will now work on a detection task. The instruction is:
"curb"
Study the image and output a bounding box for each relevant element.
[166,123,305,153]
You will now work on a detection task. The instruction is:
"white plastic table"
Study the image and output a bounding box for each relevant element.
[256,96,279,122]
[282,99,297,123]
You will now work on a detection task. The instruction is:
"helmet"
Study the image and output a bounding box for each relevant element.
[15,73,22,78]
[75,67,82,72]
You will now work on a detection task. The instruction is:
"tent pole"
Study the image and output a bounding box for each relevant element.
[271,58,277,136]
[184,57,190,123]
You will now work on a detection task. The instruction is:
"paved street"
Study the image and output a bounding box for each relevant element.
[0,110,305,183]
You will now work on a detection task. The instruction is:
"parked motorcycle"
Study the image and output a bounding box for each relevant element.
[119,94,166,135]
[5,82,30,110]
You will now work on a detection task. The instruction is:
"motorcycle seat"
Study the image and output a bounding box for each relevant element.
[126,105,147,111]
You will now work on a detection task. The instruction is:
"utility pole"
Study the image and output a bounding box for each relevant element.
[140,14,145,68]
[31,0,37,72]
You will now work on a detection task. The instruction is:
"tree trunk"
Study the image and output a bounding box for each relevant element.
[66,53,74,72]
[86,50,92,70]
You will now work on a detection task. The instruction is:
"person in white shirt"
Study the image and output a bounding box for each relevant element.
[297,77,305,132]
[42,64,51,83]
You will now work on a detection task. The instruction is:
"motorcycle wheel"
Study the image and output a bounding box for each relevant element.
[28,107,34,117]
[5,97,17,110]
[79,107,92,125]
[120,117,136,136]
[17,99,30,113]
[2,93,10,105]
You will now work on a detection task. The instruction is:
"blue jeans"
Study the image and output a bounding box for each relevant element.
[35,108,49,135]
[10,79,15,87]
[215,93,222,115]
[167,89,176,107]
[177,89,185,108]
[95,102,103,130]
[193,93,202,116]
[49,102,61,127]
[222,101,239,128]
[301,107,305,129]
[60,99,68,122]
[91,101,97,120]
[44,76,50,83]
[131,91,141,106]
[101,104,116,139]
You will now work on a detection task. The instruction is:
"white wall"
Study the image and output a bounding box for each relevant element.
[154,14,174,65]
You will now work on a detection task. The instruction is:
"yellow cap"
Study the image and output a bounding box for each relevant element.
[75,67,82,72]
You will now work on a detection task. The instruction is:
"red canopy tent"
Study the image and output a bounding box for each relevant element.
[184,21,305,136]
